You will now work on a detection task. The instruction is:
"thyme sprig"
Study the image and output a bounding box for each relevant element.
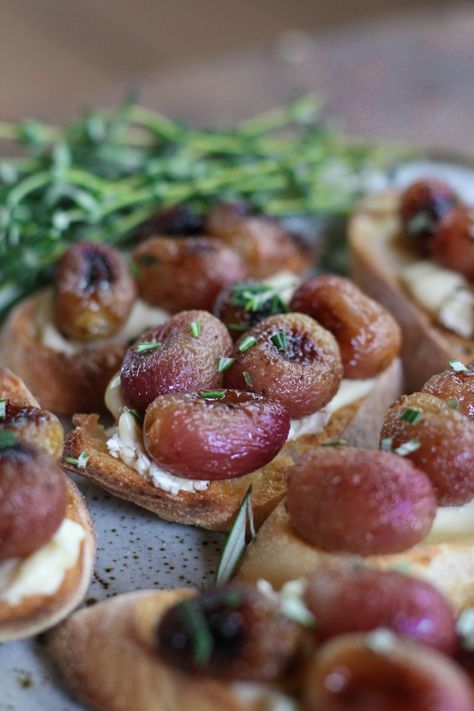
[0,95,398,319]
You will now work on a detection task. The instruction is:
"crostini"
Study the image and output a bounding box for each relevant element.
[64,276,402,531]
[349,178,474,391]
[0,369,95,641]
[46,578,474,710]
[238,361,474,613]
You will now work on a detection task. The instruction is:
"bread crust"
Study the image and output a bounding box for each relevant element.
[63,358,402,531]
[237,501,474,614]
[0,292,127,415]
[0,478,96,642]
[46,589,249,711]
[349,191,474,392]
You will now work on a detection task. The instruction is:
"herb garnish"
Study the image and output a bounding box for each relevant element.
[125,407,143,424]
[178,599,214,666]
[64,451,90,470]
[0,430,18,449]
[393,439,421,456]
[134,340,161,354]
[238,335,258,353]
[189,321,201,338]
[198,390,226,400]
[229,283,289,315]
[448,398,459,410]
[321,439,347,447]
[449,359,474,375]
[271,330,289,351]
[216,486,255,584]
[0,399,6,420]
[216,356,235,373]
[243,371,253,386]
[226,323,248,333]
[399,408,422,424]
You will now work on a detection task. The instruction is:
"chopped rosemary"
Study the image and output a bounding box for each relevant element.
[449,359,473,375]
[226,323,248,333]
[217,356,235,373]
[243,371,253,386]
[189,320,201,338]
[271,330,288,351]
[64,451,90,470]
[447,398,459,410]
[229,282,288,315]
[238,335,258,353]
[0,399,6,419]
[125,407,143,424]
[134,340,161,354]
[178,599,214,666]
[399,408,422,424]
[321,439,347,447]
[198,390,226,400]
[0,430,17,449]
[216,486,255,584]
[393,439,421,457]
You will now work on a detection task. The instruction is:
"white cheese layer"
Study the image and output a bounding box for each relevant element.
[287,376,377,441]
[425,498,474,544]
[232,683,298,711]
[106,410,210,496]
[0,519,85,605]
[400,261,474,338]
[38,291,169,355]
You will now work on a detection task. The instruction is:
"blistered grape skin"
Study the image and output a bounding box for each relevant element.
[422,364,474,420]
[54,242,136,341]
[290,276,401,379]
[143,390,290,480]
[0,444,67,560]
[132,236,247,312]
[432,205,474,279]
[287,447,436,555]
[0,402,64,459]
[304,562,456,653]
[304,634,474,711]
[400,178,459,256]
[224,313,343,419]
[135,204,204,240]
[157,584,301,681]
[214,281,288,341]
[204,203,310,278]
[120,310,233,414]
[381,392,474,505]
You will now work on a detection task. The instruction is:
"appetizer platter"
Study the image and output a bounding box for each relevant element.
[1,97,474,710]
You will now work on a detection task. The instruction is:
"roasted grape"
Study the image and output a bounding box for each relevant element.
[204,202,310,278]
[423,363,474,420]
[136,204,203,239]
[224,313,342,419]
[381,392,474,505]
[120,311,233,413]
[54,242,136,341]
[144,390,290,480]
[132,236,246,312]
[287,447,436,555]
[0,443,66,560]
[0,401,64,459]
[157,584,301,680]
[304,562,456,653]
[432,205,474,279]
[400,178,458,255]
[214,281,289,341]
[290,276,401,378]
[304,633,474,711]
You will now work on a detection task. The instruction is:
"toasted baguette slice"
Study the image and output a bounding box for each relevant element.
[0,366,40,407]
[237,501,474,614]
[0,478,95,642]
[63,358,402,531]
[47,589,264,711]
[349,192,474,392]
[0,292,129,416]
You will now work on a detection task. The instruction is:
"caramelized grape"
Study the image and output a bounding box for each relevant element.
[304,562,456,653]
[157,584,301,681]
[143,390,290,480]
[381,392,474,505]
[214,281,289,341]
[120,310,233,413]
[224,313,342,419]
[0,401,64,459]
[423,364,474,420]
[432,205,474,279]
[135,204,203,239]
[204,203,310,278]
[304,633,474,711]
[132,236,246,312]
[54,242,136,341]
[400,178,458,255]
[0,443,66,560]
[287,447,435,555]
[290,276,401,378]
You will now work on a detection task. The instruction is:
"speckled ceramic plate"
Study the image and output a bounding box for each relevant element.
[1,157,474,711]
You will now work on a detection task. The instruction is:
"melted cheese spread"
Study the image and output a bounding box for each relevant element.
[38,291,169,355]
[424,498,474,544]
[400,261,474,338]
[232,683,298,711]
[0,519,85,605]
